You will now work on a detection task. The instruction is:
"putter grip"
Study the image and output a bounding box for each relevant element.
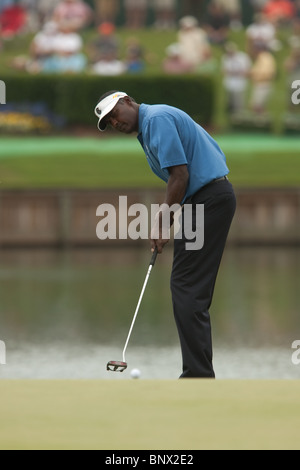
[150,247,158,266]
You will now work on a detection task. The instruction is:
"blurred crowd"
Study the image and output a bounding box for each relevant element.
[0,0,300,116]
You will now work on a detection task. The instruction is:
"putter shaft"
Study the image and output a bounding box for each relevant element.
[122,248,158,363]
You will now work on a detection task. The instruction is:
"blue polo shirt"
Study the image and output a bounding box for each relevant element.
[137,104,229,202]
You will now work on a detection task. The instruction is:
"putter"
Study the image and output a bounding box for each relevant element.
[107,247,158,372]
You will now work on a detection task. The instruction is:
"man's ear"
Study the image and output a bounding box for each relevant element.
[123,96,133,106]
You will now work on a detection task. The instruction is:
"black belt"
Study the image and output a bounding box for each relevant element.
[213,176,228,183]
[189,176,229,202]
[204,175,228,188]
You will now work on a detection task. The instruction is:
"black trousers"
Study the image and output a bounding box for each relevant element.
[171,179,236,378]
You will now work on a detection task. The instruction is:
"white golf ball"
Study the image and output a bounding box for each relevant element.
[130,368,141,379]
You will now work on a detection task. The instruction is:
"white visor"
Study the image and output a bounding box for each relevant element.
[94,92,128,131]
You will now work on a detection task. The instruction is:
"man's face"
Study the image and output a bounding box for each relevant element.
[103,98,139,134]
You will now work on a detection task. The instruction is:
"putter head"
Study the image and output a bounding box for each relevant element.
[107,361,127,372]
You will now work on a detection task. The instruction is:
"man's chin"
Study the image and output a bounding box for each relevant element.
[123,128,134,135]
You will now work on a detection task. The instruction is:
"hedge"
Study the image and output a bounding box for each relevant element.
[2,74,215,127]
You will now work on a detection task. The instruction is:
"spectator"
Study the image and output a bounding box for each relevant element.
[26,23,86,73]
[12,20,57,72]
[0,3,27,38]
[14,23,87,74]
[124,0,148,29]
[177,16,211,68]
[30,21,59,61]
[263,0,296,26]
[125,37,146,73]
[152,0,176,30]
[204,1,230,45]
[53,0,93,32]
[14,24,84,74]
[93,0,119,26]
[249,43,277,113]
[43,26,87,73]
[213,0,243,30]
[91,52,126,75]
[162,42,194,74]
[221,42,252,114]
[246,12,278,56]
[88,21,120,63]
[89,21,125,76]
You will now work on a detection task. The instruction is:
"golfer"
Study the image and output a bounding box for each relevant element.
[94,91,236,378]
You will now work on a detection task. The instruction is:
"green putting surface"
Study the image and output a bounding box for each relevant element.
[0,379,299,450]
[0,134,299,188]
[1,134,300,158]
[0,136,140,159]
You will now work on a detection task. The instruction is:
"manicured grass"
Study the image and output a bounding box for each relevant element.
[0,379,299,450]
[0,135,299,188]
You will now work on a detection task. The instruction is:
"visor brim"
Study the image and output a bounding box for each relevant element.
[97,119,107,132]
[95,93,127,132]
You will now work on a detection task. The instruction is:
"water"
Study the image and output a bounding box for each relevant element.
[0,246,299,379]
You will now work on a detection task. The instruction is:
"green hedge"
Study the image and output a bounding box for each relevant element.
[2,74,215,126]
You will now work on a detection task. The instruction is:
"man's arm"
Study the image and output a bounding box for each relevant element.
[150,164,189,254]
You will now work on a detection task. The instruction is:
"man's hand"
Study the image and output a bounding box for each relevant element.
[150,209,172,254]
[150,164,189,254]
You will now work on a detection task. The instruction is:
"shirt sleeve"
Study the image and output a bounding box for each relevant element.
[147,114,188,170]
